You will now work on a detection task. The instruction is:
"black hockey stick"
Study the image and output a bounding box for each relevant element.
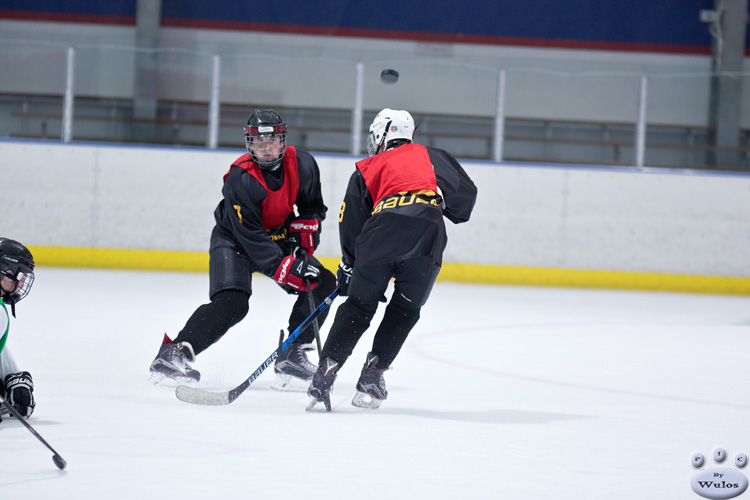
[302,253,323,357]
[175,287,340,406]
[0,396,67,470]
[306,282,323,357]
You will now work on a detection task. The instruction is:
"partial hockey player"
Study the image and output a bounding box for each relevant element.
[149,110,336,387]
[307,109,478,411]
[0,238,36,421]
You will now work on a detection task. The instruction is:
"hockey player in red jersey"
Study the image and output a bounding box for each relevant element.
[150,110,336,387]
[0,238,36,421]
[307,108,478,411]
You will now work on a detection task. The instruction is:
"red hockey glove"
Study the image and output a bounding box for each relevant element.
[288,218,319,257]
[274,256,320,293]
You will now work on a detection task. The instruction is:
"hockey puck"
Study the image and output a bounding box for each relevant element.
[380,69,399,84]
[53,454,67,470]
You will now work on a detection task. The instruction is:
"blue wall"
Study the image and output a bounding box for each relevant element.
[0,0,135,20]
[161,0,716,50]
[2,0,738,52]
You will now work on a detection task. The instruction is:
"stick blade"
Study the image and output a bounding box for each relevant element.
[175,385,231,406]
[52,454,67,470]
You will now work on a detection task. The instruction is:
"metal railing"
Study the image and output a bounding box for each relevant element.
[0,40,748,171]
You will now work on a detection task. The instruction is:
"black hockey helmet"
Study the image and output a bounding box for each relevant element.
[243,109,287,170]
[0,238,35,315]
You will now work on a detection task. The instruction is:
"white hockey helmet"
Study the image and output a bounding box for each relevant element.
[366,108,414,156]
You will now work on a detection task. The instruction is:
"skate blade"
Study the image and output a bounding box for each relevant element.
[351,391,382,409]
[306,396,332,412]
[270,374,309,393]
[149,371,199,387]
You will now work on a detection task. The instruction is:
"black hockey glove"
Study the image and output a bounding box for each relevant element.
[287,217,320,258]
[274,256,320,294]
[4,371,35,418]
[336,259,353,296]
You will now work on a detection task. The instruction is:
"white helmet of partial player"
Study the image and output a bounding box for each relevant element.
[366,108,414,156]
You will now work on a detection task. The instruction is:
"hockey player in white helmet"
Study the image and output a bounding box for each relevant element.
[307,108,478,411]
[0,238,36,421]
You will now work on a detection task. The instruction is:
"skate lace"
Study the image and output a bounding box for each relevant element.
[360,356,386,389]
[290,344,315,368]
[169,344,188,367]
[362,369,385,386]
[290,344,303,361]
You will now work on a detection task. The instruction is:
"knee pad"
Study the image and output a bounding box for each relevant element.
[211,289,250,324]
[347,296,380,319]
[387,293,421,320]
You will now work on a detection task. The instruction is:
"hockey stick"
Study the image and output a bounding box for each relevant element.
[175,287,340,406]
[302,253,323,357]
[0,396,67,470]
[306,283,323,357]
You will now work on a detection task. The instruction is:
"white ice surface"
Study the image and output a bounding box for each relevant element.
[1,268,748,499]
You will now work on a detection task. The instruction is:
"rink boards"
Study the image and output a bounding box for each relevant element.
[1,140,748,294]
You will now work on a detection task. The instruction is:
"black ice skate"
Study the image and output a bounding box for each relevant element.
[149,334,201,384]
[272,341,317,392]
[351,352,387,409]
[306,357,340,412]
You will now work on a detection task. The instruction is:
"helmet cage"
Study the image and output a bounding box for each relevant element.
[244,112,287,170]
[367,120,391,157]
[366,109,414,156]
[0,268,33,305]
[0,247,34,305]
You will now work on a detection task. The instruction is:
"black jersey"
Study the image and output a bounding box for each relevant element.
[213,147,327,278]
[339,143,477,266]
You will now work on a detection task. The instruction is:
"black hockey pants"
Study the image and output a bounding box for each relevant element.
[320,255,439,369]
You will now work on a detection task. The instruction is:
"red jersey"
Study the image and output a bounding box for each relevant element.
[355,144,438,205]
[225,147,300,229]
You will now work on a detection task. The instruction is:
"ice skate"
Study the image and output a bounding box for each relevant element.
[271,374,312,392]
[306,357,340,412]
[149,334,201,384]
[351,352,387,409]
[273,341,317,389]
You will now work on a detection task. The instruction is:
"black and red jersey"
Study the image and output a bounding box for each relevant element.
[339,143,477,266]
[213,146,327,278]
[226,148,300,230]
[356,145,438,205]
